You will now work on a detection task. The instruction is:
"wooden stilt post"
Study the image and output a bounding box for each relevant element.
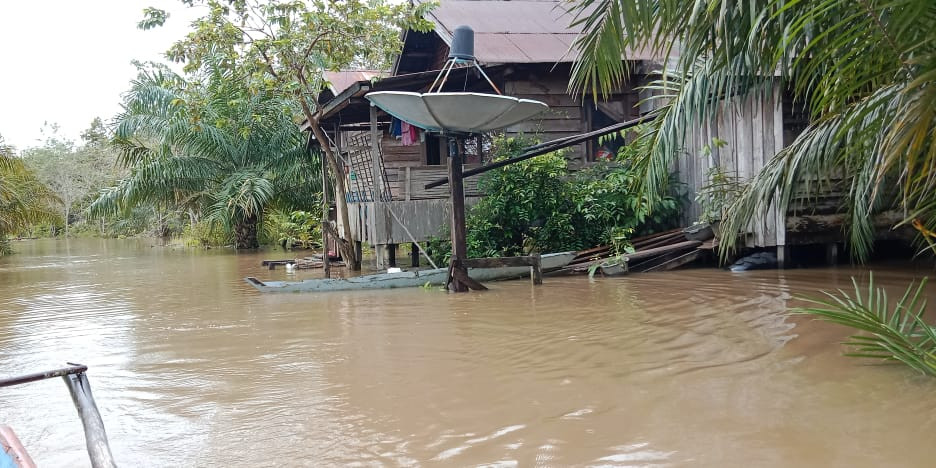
[531,253,542,285]
[375,244,385,269]
[826,242,838,266]
[411,242,420,267]
[388,243,397,268]
[777,245,789,269]
[447,136,470,292]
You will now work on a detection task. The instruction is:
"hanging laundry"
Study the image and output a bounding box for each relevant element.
[390,118,402,138]
[400,121,419,146]
[408,124,419,145]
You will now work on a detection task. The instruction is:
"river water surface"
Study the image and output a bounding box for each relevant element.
[1,239,935,467]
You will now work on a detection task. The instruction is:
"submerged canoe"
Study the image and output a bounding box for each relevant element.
[244,252,576,293]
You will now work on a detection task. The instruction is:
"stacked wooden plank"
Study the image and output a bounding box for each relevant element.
[562,228,708,275]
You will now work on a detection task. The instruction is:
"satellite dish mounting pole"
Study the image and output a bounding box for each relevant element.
[365,24,547,292]
[447,136,469,292]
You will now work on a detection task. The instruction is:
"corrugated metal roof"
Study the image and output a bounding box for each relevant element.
[324,70,386,94]
[421,0,660,64]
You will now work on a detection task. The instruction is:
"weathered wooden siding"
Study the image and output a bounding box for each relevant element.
[504,76,589,161]
[385,165,483,200]
[381,134,422,167]
[679,85,786,247]
[348,198,480,245]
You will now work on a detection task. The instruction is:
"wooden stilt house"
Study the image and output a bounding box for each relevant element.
[313,0,850,268]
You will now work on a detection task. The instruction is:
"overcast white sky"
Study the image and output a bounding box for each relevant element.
[0,1,203,150]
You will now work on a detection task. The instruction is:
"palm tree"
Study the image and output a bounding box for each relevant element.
[1,135,60,253]
[91,64,321,249]
[568,0,936,260]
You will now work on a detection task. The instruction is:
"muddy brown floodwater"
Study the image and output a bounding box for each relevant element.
[1,239,935,467]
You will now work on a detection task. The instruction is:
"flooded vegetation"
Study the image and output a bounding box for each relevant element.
[1,239,934,466]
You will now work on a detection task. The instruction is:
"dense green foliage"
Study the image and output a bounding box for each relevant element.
[90,61,321,249]
[455,137,681,259]
[0,135,60,254]
[796,275,936,377]
[22,121,124,237]
[263,209,322,250]
[142,0,435,265]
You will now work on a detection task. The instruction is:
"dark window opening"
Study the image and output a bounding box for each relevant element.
[588,104,627,162]
[426,133,441,165]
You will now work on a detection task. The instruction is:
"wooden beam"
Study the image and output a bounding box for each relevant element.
[370,105,384,202]
[641,249,704,273]
[424,110,663,189]
[451,264,488,291]
[786,211,904,233]
[447,137,470,292]
[621,240,703,263]
[462,256,541,268]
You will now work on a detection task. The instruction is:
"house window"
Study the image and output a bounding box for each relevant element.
[587,101,628,162]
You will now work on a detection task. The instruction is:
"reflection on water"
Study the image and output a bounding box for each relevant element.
[1,239,935,467]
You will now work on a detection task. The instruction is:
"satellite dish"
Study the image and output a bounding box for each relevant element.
[365,25,548,134]
[363,25,550,293]
[366,91,548,133]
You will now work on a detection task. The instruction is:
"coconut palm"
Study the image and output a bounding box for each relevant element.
[1,135,60,253]
[91,64,321,249]
[569,0,936,261]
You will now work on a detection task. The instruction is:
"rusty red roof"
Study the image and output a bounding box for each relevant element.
[419,0,659,64]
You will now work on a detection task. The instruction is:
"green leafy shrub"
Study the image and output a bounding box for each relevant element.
[467,138,575,257]
[263,209,321,250]
[182,220,231,247]
[461,135,682,258]
[425,234,452,267]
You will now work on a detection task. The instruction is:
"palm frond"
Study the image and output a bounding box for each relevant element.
[568,0,936,260]
[795,274,936,376]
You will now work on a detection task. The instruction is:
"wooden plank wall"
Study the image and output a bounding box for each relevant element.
[348,199,480,244]
[504,76,589,162]
[381,134,422,168]
[384,166,483,200]
[679,84,786,247]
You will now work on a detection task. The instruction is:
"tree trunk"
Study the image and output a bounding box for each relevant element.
[293,89,359,270]
[308,117,360,270]
[64,204,70,238]
[234,215,260,249]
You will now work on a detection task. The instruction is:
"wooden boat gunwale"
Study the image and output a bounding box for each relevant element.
[245,251,576,293]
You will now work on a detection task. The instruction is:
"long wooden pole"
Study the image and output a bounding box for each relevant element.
[425,110,662,189]
[0,364,87,388]
[447,136,469,292]
[64,373,116,468]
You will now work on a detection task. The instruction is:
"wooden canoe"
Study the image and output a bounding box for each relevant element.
[244,251,576,293]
